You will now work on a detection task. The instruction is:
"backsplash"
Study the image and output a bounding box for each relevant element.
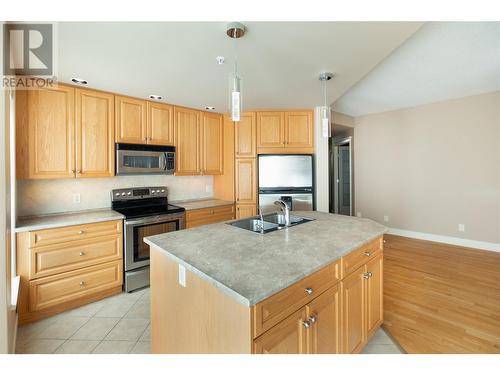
[17,175,214,216]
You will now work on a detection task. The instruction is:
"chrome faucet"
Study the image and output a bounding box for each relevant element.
[274,200,291,227]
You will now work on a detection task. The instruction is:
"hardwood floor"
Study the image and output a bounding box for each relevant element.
[383,234,500,353]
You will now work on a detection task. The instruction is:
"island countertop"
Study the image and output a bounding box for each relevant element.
[144,211,386,307]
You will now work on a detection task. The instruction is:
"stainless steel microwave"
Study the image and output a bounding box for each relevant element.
[116,143,175,175]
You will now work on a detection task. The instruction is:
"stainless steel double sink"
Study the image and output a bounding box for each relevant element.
[228,212,314,234]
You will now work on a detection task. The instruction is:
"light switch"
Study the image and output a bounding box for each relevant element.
[178,264,186,287]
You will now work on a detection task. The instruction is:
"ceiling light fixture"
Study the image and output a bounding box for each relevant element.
[71,78,88,85]
[319,72,334,138]
[216,56,225,65]
[226,22,246,122]
[149,95,163,100]
[205,106,215,111]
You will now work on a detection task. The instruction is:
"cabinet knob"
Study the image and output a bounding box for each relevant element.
[144,137,148,141]
[302,320,311,329]
[308,315,317,324]
[78,230,84,235]
[364,251,371,257]
[79,251,85,256]
[71,169,76,174]
[305,287,313,295]
[383,240,387,244]
[363,272,373,279]
[79,281,85,286]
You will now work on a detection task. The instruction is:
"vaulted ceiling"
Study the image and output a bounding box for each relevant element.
[57,22,423,112]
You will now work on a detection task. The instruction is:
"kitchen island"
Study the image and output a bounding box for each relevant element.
[144,211,386,354]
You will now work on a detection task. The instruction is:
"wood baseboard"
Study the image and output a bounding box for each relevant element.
[383,234,500,353]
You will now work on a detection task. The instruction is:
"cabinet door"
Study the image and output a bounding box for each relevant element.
[174,107,200,175]
[341,268,366,353]
[253,308,308,354]
[285,111,313,149]
[235,158,256,204]
[256,112,284,148]
[148,101,174,145]
[236,204,256,219]
[201,112,223,175]
[307,284,341,354]
[115,95,147,144]
[27,85,75,179]
[366,254,383,338]
[75,88,115,178]
[235,112,256,157]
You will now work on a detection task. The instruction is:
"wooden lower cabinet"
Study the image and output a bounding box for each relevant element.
[236,204,256,219]
[254,307,308,354]
[341,268,366,354]
[185,205,235,228]
[366,255,383,338]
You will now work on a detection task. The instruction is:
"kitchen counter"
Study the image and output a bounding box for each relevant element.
[144,211,386,306]
[16,208,125,232]
[172,198,234,211]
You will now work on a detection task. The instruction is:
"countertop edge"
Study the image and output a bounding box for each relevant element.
[145,229,387,307]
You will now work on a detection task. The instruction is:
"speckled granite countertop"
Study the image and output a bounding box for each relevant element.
[144,211,386,306]
[16,209,125,232]
[172,198,234,211]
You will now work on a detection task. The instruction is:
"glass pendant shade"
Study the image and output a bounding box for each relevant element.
[230,74,242,122]
[321,105,331,138]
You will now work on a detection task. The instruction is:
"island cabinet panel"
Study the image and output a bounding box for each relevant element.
[366,254,383,338]
[235,112,257,158]
[341,268,366,354]
[75,88,115,178]
[307,284,341,354]
[253,307,308,354]
[115,95,148,144]
[253,260,341,338]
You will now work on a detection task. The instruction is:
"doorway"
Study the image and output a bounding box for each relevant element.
[330,136,353,216]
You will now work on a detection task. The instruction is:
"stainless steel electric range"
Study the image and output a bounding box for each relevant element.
[111,186,185,292]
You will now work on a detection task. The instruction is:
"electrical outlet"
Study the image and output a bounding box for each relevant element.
[178,264,186,287]
[383,215,389,223]
[458,224,465,232]
[206,184,212,194]
[73,194,81,203]
[356,212,362,218]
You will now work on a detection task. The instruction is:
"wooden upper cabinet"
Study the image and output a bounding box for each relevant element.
[235,112,256,157]
[341,268,366,354]
[253,307,308,354]
[25,85,75,179]
[148,102,174,145]
[307,284,341,354]
[366,255,383,338]
[75,88,115,178]
[256,111,285,148]
[115,95,147,144]
[285,111,313,149]
[174,107,200,175]
[201,112,223,175]
[235,158,256,204]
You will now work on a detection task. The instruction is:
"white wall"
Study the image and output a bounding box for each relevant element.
[17,175,214,217]
[354,91,500,247]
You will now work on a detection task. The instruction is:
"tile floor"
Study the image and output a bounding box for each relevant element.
[16,286,403,354]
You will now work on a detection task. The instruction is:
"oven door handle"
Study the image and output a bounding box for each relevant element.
[160,153,168,171]
[125,214,184,226]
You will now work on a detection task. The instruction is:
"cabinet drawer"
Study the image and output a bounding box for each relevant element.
[186,205,235,228]
[29,260,122,312]
[253,260,341,338]
[30,234,122,279]
[29,220,122,248]
[341,237,382,278]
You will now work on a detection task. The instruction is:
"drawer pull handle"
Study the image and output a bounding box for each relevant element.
[302,320,311,329]
[305,287,313,295]
[364,251,371,256]
[78,230,84,235]
[79,281,86,286]
[79,251,85,256]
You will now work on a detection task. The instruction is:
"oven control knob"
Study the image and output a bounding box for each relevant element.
[161,189,165,193]
[121,192,126,196]
[151,190,156,194]
[127,192,132,196]
[115,193,120,197]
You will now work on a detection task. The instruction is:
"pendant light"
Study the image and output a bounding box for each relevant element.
[226,22,246,122]
[319,72,334,138]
